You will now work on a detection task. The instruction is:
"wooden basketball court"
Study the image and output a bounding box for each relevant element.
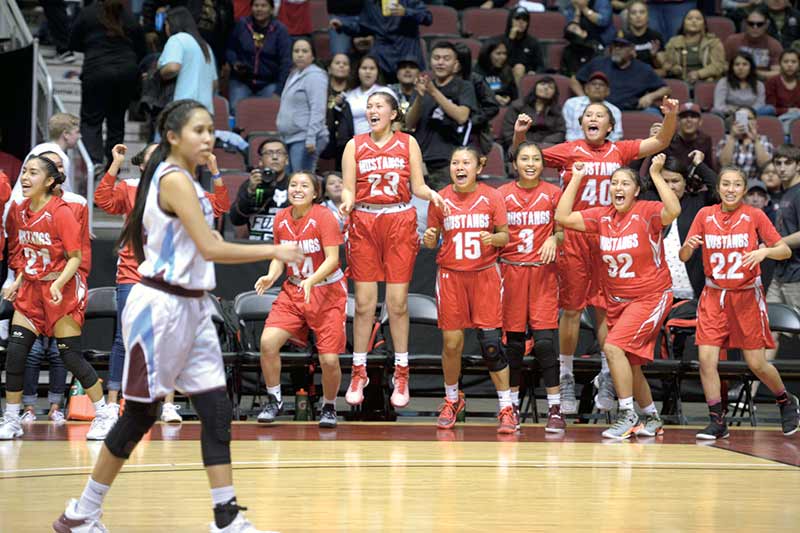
[1,422,799,532]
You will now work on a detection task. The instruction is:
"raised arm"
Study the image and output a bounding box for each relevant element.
[649,153,681,225]
[638,97,679,158]
[554,162,588,232]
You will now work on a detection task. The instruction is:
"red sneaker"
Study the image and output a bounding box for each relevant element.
[497,406,516,434]
[513,404,521,430]
[436,397,466,429]
[390,365,410,408]
[545,404,566,433]
[345,365,369,406]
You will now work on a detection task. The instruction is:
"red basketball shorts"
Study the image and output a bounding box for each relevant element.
[501,262,559,332]
[346,207,419,283]
[557,229,605,311]
[605,289,673,366]
[14,274,87,336]
[696,286,775,350]
[436,265,503,330]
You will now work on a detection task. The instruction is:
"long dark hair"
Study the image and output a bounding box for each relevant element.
[167,7,211,63]
[453,42,473,79]
[477,39,508,75]
[526,76,560,109]
[119,99,209,262]
[727,52,759,93]
[678,9,707,36]
[351,55,383,89]
[98,0,128,40]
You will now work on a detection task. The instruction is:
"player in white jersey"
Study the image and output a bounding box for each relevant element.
[53,100,304,533]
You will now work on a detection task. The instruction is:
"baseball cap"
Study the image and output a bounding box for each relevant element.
[396,56,420,69]
[678,103,702,116]
[587,71,609,84]
[611,37,634,46]
[746,179,768,194]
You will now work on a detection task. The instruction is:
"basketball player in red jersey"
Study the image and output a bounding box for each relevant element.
[424,146,515,434]
[513,97,680,415]
[498,142,564,432]
[556,155,680,439]
[256,172,347,429]
[339,91,447,410]
[680,167,800,440]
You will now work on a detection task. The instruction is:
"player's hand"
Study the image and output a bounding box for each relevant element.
[273,243,304,264]
[479,231,494,246]
[742,248,769,270]
[538,236,558,264]
[514,113,533,134]
[686,70,700,83]
[683,234,703,250]
[649,153,666,176]
[111,144,127,166]
[339,196,354,217]
[688,149,705,166]
[255,274,278,294]
[429,190,450,216]
[423,227,439,249]
[300,278,314,303]
[571,161,586,180]
[207,152,220,176]
[49,282,63,305]
[2,283,17,302]
[660,96,680,116]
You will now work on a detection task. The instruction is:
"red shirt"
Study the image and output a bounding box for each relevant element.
[94,173,231,284]
[543,139,641,211]
[7,196,82,281]
[582,201,672,298]
[277,0,311,36]
[498,180,561,264]
[354,131,413,205]
[273,203,343,280]
[428,183,508,271]
[765,75,800,115]
[0,171,12,260]
[60,191,91,279]
[687,203,782,289]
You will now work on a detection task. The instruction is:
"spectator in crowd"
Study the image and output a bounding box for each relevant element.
[277,0,311,37]
[745,177,776,221]
[225,0,291,113]
[141,0,232,60]
[501,77,566,147]
[322,53,354,167]
[623,1,665,71]
[158,7,217,113]
[660,9,727,83]
[42,0,74,63]
[453,42,499,154]
[389,56,421,117]
[573,37,670,111]
[725,6,783,80]
[563,0,615,46]
[666,102,716,170]
[761,160,784,207]
[345,55,390,135]
[499,8,545,86]
[646,0,696,41]
[322,171,345,230]
[766,0,800,50]
[47,113,80,191]
[328,0,363,55]
[69,0,145,170]
[276,37,329,174]
[230,137,290,241]
[406,41,478,190]
[20,337,66,424]
[561,21,603,77]
[562,71,623,142]
[350,34,375,64]
[330,0,431,80]
[716,105,775,179]
[713,53,772,117]
[475,39,518,107]
[767,49,800,132]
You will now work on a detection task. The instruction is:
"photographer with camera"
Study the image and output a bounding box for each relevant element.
[230,137,290,241]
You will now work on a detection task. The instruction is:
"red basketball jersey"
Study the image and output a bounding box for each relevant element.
[273,204,344,280]
[7,196,82,281]
[428,183,508,271]
[543,139,641,211]
[60,191,91,279]
[582,200,672,298]
[498,180,561,263]
[687,203,782,289]
[354,131,412,204]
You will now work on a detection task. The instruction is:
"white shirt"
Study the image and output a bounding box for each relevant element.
[345,84,390,135]
[664,219,695,300]
[562,96,624,142]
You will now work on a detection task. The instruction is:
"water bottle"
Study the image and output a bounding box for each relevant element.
[456,391,466,423]
[294,389,309,421]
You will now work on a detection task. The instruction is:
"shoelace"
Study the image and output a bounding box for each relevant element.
[499,407,515,426]
[438,401,456,420]
[611,413,635,431]
[394,370,408,392]
[349,373,366,391]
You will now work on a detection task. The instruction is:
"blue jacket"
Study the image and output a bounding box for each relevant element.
[225,16,291,92]
[341,0,431,75]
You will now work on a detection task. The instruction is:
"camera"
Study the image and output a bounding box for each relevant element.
[257,167,276,191]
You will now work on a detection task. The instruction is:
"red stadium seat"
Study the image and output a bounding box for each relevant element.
[491,106,510,144]
[520,73,573,107]
[665,79,690,104]
[757,116,786,148]
[422,5,460,37]
[621,111,661,140]
[309,0,329,32]
[529,12,567,41]
[213,147,245,171]
[462,7,508,38]
[449,38,482,62]
[312,31,331,62]
[706,16,736,41]
[220,171,249,202]
[791,118,800,145]
[701,113,725,148]
[480,143,507,177]
[249,134,272,169]
[213,95,230,131]
[694,82,716,111]
[545,41,567,72]
[236,97,280,136]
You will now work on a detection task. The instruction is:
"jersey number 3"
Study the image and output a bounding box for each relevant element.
[368,172,400,197]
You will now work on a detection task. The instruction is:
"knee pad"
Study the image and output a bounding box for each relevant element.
[5,326,36,392]
[105,400,160,459]
[478,329,507,373]
[57,336,99,390]
[192,388,233,467]
[532,329,559,388]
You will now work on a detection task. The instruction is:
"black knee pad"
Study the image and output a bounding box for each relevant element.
[532,329,559,388]
[478,328,507,373]
[57,336,99,389]
[192,388,233,467]
[5,326,36,392]
[505,331,525,387]
[105,400,160,459]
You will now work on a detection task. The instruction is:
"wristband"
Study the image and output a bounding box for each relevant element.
[212,172,221,180]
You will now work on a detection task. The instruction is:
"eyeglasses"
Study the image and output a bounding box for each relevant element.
[261,150,286,157]
[746,20,767,28]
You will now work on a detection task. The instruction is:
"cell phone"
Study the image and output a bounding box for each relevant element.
[735,109,750,129]
[155,11,166,32]
[381,0,396,16]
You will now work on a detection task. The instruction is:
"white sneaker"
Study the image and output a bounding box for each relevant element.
[161,402,183,423]
[86,404,118,441]
[52,498,108,532]
[209,512,279,533]
[0,413,23,439]
[20,409,37,424]
[50,409,66,424]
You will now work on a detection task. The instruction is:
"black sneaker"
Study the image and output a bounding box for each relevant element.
[779,394,800,436]
[319,403,337,428]
[696,416,730,440]
[256,394,283,423]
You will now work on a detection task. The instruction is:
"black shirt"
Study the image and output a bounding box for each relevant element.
[503,35,544,74]
[775,182,800,283]
[623,28,664,69]
[230,176,289,241]
[68,3,145,74]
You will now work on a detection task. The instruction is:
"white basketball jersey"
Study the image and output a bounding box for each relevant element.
[137,162,216,290]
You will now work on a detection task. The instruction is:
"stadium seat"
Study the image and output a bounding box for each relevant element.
[706,16,736,42]
[213,95,231,131]
[447,38,482,62]
[220,171,249,203]
[312,31,331,62]
[529,12,567,41]
[236,97,281,136]
[462,7,507,38]
[700,113,725,147]
[82,287,118,364]
[309,0,329,32]
[422,5,460,37]
[0,299,12,321]
[491,106,509,143]
[665,79,690,103]
[520,73,573,106]
[545,41,567,72]
[757,116,786,148]
[694,82,716,111]
[213,147,246,171]
[480,143,506,177]
[621,112,661,140]
[792,118,800,145]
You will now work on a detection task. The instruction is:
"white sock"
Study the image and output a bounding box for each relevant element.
[323,397,336,406]
[510,390,520,407]
[559,354,573,376]
[619,396,634,411]
[353,352,367,367]
[639,402,658,416]
[394,352,409,367]
[497,389,512,409]
[4,403,20,417]
[92,397,106,411]
[445,383,459,402]
[210,485,236,506]
[267,385,282,403]
[76,478,110,516]
[547,393,561,407]
[601,352,610,374]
